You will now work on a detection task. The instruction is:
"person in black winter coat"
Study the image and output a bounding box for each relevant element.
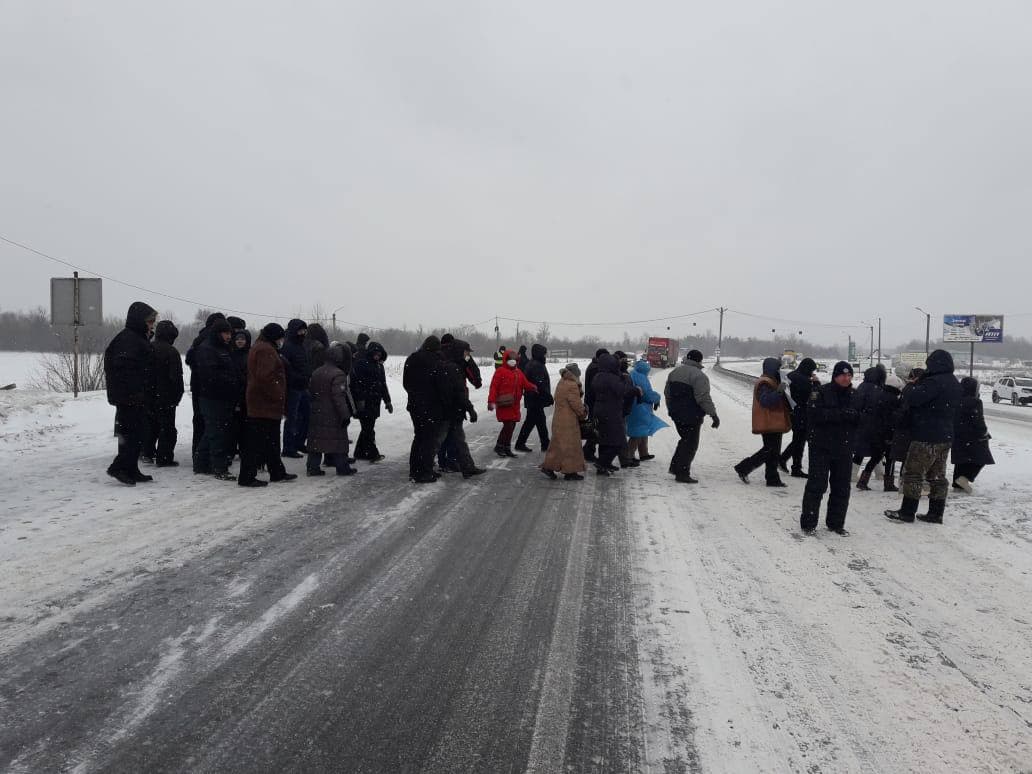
[280,318,310,457]
[104,301,158,485]
[192,318,244,479]
[886,350,962,525]
[186,312,226,457]
[515,344,553,452]
[229,329,251,460]
[876,376,903,492]
[227,316,247,334]
[517,345,530,372]
[142,320,184,466]
[351,341,393,461]
[590,353,640,475]
[439,340,486,478]
[951,376,994,493]
[800,361,860,534]
[404,336,451,483]
[852,365,889,489]
[582,348,609,461]
[355,332,370,355]
[778,357,818,477]
[613,351,641,468]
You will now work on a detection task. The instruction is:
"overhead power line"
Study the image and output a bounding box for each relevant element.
[493,308,720,328]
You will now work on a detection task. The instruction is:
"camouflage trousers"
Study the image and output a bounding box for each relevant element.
[901,441,951,501]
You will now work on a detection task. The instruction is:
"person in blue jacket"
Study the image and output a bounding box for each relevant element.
[624,359,668,463]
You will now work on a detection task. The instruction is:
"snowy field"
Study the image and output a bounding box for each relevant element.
[2,359,1031,770]
[0,351,44,389]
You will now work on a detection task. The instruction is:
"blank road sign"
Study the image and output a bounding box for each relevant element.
[50,277,103,326]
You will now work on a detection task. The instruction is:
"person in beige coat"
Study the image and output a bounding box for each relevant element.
[541,364,589,481]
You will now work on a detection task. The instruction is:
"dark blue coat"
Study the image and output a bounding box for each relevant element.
[905,350,962,444]
[807,381,860,457]
[279,319,310,391]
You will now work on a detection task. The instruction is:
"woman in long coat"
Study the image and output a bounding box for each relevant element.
[488,349,537,457]
[625,359,668,462]
[952,376,994,493]
[541,364,588,480]
[590,353,640,476]
[306,343,358,476]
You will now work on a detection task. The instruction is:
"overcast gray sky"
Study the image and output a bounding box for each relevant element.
[2,0,1031,348]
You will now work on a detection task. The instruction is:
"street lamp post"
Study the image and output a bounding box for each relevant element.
[914,307,931,355]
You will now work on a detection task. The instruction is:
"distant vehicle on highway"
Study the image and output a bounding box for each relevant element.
[992,376,1032,406]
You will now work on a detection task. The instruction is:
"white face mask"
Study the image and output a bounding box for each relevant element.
[465,354,472,362]
[507,359,517,367]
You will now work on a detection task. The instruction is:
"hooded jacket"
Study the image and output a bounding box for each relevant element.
[304,323,330,375]
[583,348,609,411]
[351,342,393,419]
[105,301,157,407]
[627,360,668,438]
[403,336,450,422]
[280,319,310,391]
[590,353,638,446]
[246,336,287,419]
[440,339,477,421]
[951,376,994,466]
[231,329,252,408]
[904,350,962,443]
[852,367,889,456]
[522,344,553,410]
[192,321,243,402]
[786,358,818,423]
[807,380,860,456]
[751,358,791,434]
[307,344,356,454]
[150,320,185,407]
[185,312,225,393]
[488,349,537,423]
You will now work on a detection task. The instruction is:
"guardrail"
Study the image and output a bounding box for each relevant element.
[714,363,758,386]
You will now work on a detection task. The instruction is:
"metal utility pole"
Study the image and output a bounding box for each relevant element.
[869,325,874,366]
[915,306,931,355]
[970,342,975,378]
[877,318,882,366]
[72,271,80,398]
[332,312,336,335]
[716,307,726,364]
[494,317,500,351]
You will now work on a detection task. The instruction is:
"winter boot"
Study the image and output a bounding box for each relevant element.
[918,498,946,524]
[856,469,872,491]
[504,446,518,458]
[777,456,790,474]
[131,471,154,483]
[885,496,919,523]
[790,468,809,479]
[540,468,558,480]
[954,476,973,494]
[675,474,699,484]
[514,444,533,453]
[564,473,584,481]
[462,467,487,478]
[733,463,750,484]
[494,445,507,458]
[107,468,136,486]
[883,470,899,492]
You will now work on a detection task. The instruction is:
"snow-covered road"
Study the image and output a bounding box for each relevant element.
[1,364,1030,772]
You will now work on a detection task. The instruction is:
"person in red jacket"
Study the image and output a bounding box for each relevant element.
[488,349,538,457]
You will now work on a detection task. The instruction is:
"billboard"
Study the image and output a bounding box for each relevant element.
[942,314,1004,344]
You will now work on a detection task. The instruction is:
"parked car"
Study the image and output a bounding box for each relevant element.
[991,376,1032,406]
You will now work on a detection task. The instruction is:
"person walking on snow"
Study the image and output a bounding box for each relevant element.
[191,318,244,480]
[439,340,487,478]
[185,312,225,457]
[238,323,297,487]
[800,361,861,535]
[104,301,158,486]
[734,357,791,487]
[885,349,962,525]
[625,359,668,462]
[589,353,640,476]
[851,365,888,487]
[280,319,311,458]
[404,336,451,483]
[351,341,393,462]
[664,350,720,484]
[581,348,609,462]
[540,363,589,481]
[778,357,818,478]
[951,376,994,493]
[141,319,184,467]
[306,343,359,477]
[488,349,538,457]
[514,344,552,452]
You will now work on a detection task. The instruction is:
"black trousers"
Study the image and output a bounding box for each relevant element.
[110,405,146,475]
[239,418,288,482]
[780,416,807,472]
[738,432,784,484]
[355,416,380,460]
[953,463,984,483]
[409,414,445,479]
[597,443,623,469]
[445,419,476,472]
[801,452,852,531]
[516,405,550,449]
[670,421,701,476]
[854,442,887,478]
[191,393,204,456]
[195,398,235,474]
[143,405,178,463]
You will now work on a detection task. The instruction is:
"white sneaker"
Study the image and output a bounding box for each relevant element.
[956,476,973,494]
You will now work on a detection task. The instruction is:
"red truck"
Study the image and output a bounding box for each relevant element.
[646,337,679,368]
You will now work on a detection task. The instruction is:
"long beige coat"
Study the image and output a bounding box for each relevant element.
[542,371,588,474]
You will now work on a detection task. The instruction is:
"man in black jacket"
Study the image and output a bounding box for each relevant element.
[185,312,225,456]
[280,318,310,457]
[665,350,720,484]
[886,349,962,525]
[778,357,818,478]
[142,320,184,467]
[104,302,158,485]
[439,340,486,478]
[801,361,860,535]
[515,343,552,452]
[404,336,450,483]
[192,318,244,479]
[352,341,393,461]
[582,348,609,462]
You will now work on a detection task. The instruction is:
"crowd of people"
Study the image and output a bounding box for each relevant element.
[102,302,993,535]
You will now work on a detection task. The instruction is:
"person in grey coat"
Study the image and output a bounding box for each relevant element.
[306,344,358,476]
[664,350,720,483]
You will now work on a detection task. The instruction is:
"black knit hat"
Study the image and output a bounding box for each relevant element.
[832,361,853,379]
[261,322,286,341]
[686,349,703,363]
[226,316,246,331]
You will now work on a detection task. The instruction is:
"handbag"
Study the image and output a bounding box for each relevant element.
[496,392,516,408]
[579,417,599,442]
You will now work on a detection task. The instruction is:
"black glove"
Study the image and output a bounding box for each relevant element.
[468,408,478,423]
[653,403,660,411]
[711,415,720,429]
[385,403,394,414]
